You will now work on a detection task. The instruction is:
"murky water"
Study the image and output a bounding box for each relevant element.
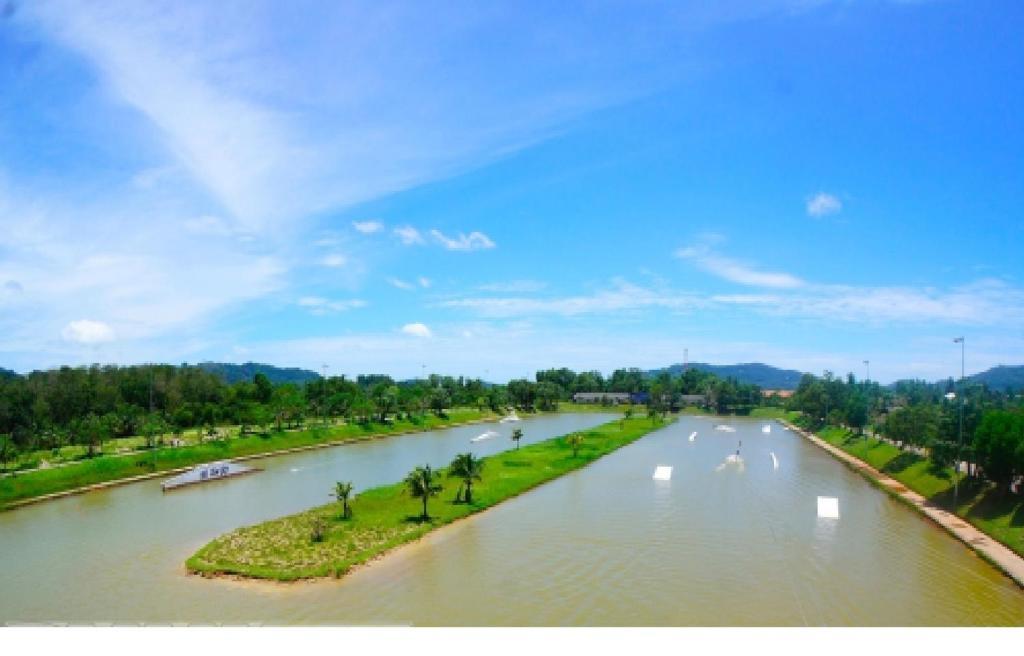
[1,415,1022,626]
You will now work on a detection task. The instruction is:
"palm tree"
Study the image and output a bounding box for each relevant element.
[405,465,443,520]
[333,481,354,519]
[448,453,484,504]
[511,428,523,450]
[567,433,584,457]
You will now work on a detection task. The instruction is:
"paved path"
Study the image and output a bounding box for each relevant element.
[782,420,1024,589]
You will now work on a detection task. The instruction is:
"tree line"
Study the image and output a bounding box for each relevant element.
[787,371,1024,491]
[0,363,764,466]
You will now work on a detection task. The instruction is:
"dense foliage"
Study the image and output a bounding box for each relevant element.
[0,365,496,463]
[787,371,1024,492]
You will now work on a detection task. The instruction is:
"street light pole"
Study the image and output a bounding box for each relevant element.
[863,360,870,384]
[953,337,965,509]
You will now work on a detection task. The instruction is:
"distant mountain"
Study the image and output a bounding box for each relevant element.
[0,366,20,381]
[648,362,806,390]
[195,362,321,386]
[968,365,1024,392]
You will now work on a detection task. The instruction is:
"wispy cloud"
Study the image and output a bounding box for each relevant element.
[297,296,366,315]
[24,1,671,230]
[675,244,805,289]
[352,220,383,234]
[713,279,1024,326]
[387,277,415,291]
[320,254,347,268]
[431,229,496,251]
[478,280,548,293]
[441,279,702,318]
[394,226,425,245]
[806,192,842,218]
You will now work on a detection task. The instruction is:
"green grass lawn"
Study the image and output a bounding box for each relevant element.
[748,407,801,421]
[0,408,493,509]
[817,426,1024,558]
[187,416,670,581]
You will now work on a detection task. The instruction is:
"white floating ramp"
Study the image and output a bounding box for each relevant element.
[714,424,736,432]
[817,496,840,519]
[162,461,259,491]
[761,424,771,434]
[652,465,673,481]
[470,430,499,443]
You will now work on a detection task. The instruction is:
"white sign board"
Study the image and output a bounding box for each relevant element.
[652,466,673,481]
[817,496,840,519]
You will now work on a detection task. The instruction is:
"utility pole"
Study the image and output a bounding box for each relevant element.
[863,360,870,384]
[321,363,329,426]
[953,337,965,509]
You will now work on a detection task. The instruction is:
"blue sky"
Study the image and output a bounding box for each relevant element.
[1,0,1021,382]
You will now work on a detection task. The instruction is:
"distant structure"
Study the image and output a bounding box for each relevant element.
[761,389,795,399]
[572,392,634,404]
[572,391,708,407]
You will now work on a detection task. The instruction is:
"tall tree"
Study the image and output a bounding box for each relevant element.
[448,453,484,504]
[405,465,443,520]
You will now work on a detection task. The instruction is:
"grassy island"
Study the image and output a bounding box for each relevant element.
[186,416,669,581]
[0,408,495,510]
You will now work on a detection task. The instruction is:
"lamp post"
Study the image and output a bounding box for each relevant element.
[953,337,965,509]
[863,360,870,384]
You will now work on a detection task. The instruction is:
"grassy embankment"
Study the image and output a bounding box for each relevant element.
[187,416,670,581]
[0,408,493,510]
[748,407,802,421]
[816,425,1024,558]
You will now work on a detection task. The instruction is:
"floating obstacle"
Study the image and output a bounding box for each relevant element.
[470,430,499,443]
[714,424,736,432]
[652,465,673,481]
[161,461,259,491]
[499,412,521,423]
[762,424,771,434]
[688,431,697,442]
[770,452,779,470]
[817,496,840,519]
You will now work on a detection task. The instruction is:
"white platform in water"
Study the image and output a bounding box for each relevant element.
[652,465,673,481]
[715,424,736,432]
[762,424,771,434]
[499,412,521,423]
[471,430,499,443]
[817,496,840,519]
[162,461,257,491]
[688,431,697,442]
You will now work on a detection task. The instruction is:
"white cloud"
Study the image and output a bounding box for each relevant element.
[441,279,702,318]
[401,322,433,338]
[394,226,424,245]
[61,319,115,344]
[183,215,237,237]
[352,220,383,234]
[387,277,415,291]
[675,245,805,289]
[418,277,432,288]
[25,2,677,230]
[806,192,842,217]
[478,280,547,293]
[297,296,366,315]
[431,229,496,251]
[712,279,1024,326]
[321,254,347,268]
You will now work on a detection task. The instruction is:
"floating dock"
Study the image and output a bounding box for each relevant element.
[161,461,260,491]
